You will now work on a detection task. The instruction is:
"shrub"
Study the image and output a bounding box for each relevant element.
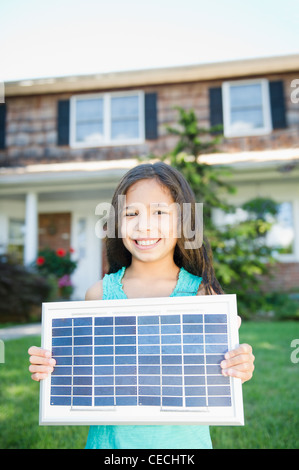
[0,254,51,323]
[34,248,78,299]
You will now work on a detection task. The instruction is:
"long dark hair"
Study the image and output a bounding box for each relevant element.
[105,161,223,295]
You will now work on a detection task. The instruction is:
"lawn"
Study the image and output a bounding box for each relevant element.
[0,321,298,449]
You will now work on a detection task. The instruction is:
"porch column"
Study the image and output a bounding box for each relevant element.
[24,192,38,266]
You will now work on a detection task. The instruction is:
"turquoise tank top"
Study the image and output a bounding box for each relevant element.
[85,266,213,449]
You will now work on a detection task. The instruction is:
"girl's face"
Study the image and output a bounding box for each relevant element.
[120,178,178,264]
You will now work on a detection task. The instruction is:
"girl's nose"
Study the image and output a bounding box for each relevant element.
[136,211,151,232]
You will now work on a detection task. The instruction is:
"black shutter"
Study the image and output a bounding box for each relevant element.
[0,104,6,150]
[57,100,70,146]
[269,81,287,129]
[145,93,158,140]
[209,87,223,134]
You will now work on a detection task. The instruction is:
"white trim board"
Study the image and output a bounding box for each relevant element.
[40,295,244,426]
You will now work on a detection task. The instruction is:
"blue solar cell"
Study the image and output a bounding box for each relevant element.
[94,366,114,375]
[52,366,72,376]
[74,336,92,345]
[52,346,72,356]
[51,396,71,406]
[204,314,227,323]
[50,312,232,410]
[183,314,203,323]
[162,376,182,386]
[74,356,92,365]
[115,375,137,385]
[139,386,160,396]
[116,386,137,396]
[95,317,113,325]
[95,326,113,335]
[52,376,72,385]
[73,387,92,396]
[162,397,182,407]
[52,327,72,337]
[138,325,159,334]
[95,336,113,345]
[161,334,181,344]
[115,316,136,325]
[54,356,72,365]
[138,335,160,344]
[138,316,159,325]
[95,386,114,396]
[52,318,72,327]
[161,324,181,334]
[162,345,181,354]
[184,375,205,386]
[115,335,136,345]
[94,376,113,385]
[139,375,160,385]
[116,396,137,406]
[73,397,92,406]
[160,315,180,324]
[139,396,160,406]
[185,397,207,407]
[162,386,182,397]
[74,376,92,385]
[74,317,92,326]
[52,336,72,346]
[95,396,114,406]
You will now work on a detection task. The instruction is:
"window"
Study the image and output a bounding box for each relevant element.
[213,201,296,259]
[222,79,272,137]
[266,202,295,256]
[70,91,144,147]
[7,218,25,263]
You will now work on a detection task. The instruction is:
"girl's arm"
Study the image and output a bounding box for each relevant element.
[197,285,255,384]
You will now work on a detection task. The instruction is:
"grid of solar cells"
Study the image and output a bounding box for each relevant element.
[50,313,231,408]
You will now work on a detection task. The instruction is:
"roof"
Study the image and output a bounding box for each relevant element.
[5,54,299,97]
[1,148,299,190]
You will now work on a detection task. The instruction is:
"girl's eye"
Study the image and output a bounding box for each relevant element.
[154,210,168,215]
[125,212,138,217]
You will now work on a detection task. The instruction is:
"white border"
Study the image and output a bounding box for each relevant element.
[40,295,244,426]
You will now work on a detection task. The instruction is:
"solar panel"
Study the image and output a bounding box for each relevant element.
[39,295,244,426]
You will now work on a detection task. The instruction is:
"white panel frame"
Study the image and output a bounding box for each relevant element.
[40,295,244,426]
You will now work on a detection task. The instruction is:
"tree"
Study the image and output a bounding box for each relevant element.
[142,107,287,319]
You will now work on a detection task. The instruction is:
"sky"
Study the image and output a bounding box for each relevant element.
[1,0,299,82]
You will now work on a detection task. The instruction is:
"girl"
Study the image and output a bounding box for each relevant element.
[28,162,255,449]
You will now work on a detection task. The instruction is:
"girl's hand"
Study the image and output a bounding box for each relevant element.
[221,343,255,383]
[28,346,56,382]
[220,315,255,383]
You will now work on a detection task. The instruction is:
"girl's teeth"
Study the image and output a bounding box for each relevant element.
[136,239,159,246]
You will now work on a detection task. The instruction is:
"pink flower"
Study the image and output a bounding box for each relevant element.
[36,256,45,266]
[58,275,72,288]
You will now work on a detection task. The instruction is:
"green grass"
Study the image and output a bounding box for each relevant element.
[0,322,298,449]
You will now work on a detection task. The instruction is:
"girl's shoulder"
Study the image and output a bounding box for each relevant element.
[85,280,103,301]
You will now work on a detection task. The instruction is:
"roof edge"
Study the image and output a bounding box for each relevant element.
[5,53,299,97]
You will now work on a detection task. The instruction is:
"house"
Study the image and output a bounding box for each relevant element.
[0,54,298,299]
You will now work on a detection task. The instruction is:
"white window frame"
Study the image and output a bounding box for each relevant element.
[222,79,272,138]
[70,90,145,148]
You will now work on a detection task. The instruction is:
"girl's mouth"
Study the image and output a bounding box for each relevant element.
[133,238,161,249]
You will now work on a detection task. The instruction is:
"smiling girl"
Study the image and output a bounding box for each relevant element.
[28,161,255,449]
